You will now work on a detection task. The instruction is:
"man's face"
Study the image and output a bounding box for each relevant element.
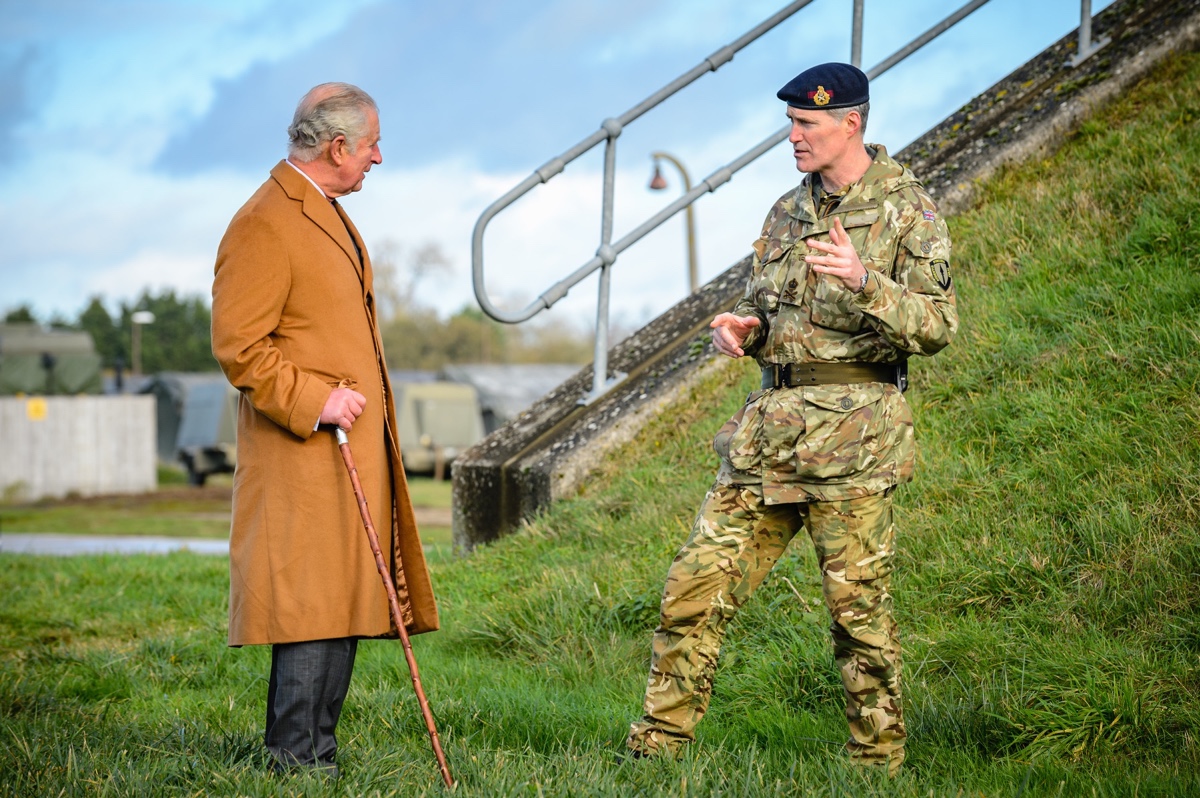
[786,106,853,175]
[333,109,382,195]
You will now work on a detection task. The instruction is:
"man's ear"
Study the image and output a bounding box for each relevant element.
[843,110,862,137]
[328,134,348,165]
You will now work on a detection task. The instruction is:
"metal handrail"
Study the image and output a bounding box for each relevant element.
[471,0,819,401]
[472,0,1109,402]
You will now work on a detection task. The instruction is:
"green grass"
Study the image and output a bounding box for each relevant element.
[0,477,451,540]
[3,53,1200,797]
[0,490,234,538]
[406,476,453,510]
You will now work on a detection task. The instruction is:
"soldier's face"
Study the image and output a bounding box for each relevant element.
[787,107,855,175]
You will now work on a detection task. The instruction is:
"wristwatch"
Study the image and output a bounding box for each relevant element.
[855,271,869,294]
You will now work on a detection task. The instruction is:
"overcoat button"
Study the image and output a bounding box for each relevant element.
[840,397,853,410]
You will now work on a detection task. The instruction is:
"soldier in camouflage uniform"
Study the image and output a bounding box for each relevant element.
[626,63,957,776]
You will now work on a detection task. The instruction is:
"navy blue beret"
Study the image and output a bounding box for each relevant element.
[777,62,869,110]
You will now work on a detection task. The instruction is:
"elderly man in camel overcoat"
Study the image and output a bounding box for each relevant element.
[211,82,438,778]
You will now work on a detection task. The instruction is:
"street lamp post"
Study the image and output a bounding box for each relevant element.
[648,151,699,294]
[130,310,155,376]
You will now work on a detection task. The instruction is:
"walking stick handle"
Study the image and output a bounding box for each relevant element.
[332,427,455,788]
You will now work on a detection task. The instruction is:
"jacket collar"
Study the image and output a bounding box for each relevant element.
[788,143,915,222]
[269,160,365,279]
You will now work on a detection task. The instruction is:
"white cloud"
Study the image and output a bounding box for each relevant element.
[83,248,216,305]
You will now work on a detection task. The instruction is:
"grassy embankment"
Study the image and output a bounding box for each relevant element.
[2,53,1199,797]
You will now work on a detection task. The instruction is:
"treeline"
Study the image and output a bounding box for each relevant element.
[4,242,596,375]
[380,307,592,371]
[4,292,216,374]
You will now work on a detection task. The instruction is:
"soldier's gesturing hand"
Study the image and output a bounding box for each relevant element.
[710,313,761,358]
[320,387,367,431]
[806,217,868,292]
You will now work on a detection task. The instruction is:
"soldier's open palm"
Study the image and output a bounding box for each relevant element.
[710,312,761,358]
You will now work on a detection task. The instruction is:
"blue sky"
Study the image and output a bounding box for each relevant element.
[1,0,1113,334]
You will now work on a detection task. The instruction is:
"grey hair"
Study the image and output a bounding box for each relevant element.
[829,101,870,134]
[287,82,378,162]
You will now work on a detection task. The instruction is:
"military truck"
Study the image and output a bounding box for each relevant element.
[393,381,485,479]
[139,373,237,485]
[0,323,103,395]
[176,378,238,486]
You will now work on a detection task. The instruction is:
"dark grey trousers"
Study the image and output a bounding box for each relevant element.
[265,638,358,770]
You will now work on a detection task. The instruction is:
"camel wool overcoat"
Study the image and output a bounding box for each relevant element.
[212,160,438,646]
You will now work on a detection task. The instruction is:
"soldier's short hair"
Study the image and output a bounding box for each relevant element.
[287,82,377,162]
[829,101,870,134]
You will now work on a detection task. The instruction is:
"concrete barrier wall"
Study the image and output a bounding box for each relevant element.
[0,396,157,501]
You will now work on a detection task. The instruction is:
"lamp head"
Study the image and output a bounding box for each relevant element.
[648,163,667,191]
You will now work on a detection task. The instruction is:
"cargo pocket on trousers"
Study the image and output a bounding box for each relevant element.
[844,535,894,581]
[844,507,895,582]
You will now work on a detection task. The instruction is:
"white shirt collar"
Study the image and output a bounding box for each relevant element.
[285,159,329,199]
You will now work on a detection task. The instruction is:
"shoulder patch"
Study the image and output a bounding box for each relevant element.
[932,259,951,290]
[922,209,936,221]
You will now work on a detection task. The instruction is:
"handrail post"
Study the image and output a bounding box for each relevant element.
[1070,0,1109,66]
[585,119,627,403]
[851,0,865,67]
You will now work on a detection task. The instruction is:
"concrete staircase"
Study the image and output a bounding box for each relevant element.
[452,0,1200,552]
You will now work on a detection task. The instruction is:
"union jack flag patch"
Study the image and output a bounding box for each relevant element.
[922,210,937,221]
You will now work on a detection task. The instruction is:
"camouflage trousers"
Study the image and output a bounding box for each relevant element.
[627,481,906,774]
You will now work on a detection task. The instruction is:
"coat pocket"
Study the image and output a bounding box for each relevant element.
[794,384,886,482]
[713,391,765,472]
[805,209,878,333]
[807,277,865,333]
[750,239,794,314]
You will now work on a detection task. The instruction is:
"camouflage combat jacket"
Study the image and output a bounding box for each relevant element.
[714,144,957,504]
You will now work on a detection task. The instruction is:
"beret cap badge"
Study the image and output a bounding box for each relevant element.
[810,86,832,106]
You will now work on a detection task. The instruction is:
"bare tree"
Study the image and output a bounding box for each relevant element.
[371,240,453,322]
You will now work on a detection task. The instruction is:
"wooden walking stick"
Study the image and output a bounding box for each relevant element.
[334,428,455,789]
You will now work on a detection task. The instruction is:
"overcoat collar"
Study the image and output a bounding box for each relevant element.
[269,160,370,285]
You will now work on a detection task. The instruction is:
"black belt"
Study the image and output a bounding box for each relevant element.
[761,361,907,390]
